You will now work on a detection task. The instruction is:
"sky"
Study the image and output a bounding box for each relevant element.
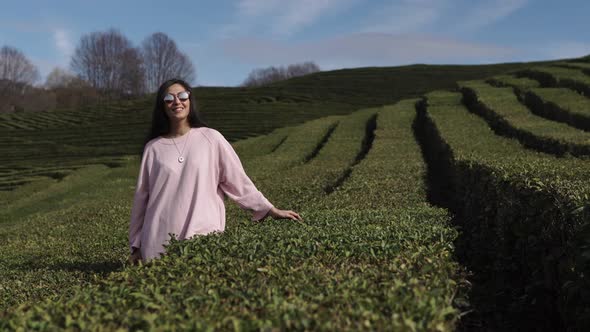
[1,0,589,87]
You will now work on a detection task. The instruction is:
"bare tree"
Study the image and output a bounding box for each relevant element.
[43,66,101,109]
[243,67,280,87]
[70,29,145,96]
[0,45,39,95]
[120,47,146,95]
[141,32,196,92]
[287,61,320,77]
[45,67,78,89]
[242,61,320,87]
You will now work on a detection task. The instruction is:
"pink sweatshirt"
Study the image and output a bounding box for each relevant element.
[129,127,274,261]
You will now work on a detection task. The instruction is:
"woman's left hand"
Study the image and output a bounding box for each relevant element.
[268,207,303,221]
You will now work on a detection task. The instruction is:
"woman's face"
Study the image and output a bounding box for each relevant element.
[163,83,191,124]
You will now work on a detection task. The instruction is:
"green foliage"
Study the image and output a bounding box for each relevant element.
[0,164,136,310]
[322,99,429,210]
[0,60,560,192]
[250,108,380,211]
[418,90,590,330]
[487,74,541,90]
[1,208,460,331]
[486,74,590,132]
[557,62,590,75]
[2,56,589,330]
[518,66,590,96]
[523,88,590,131]
[0,102,464,330]
[459,80,590,157]
[240,115,343,179]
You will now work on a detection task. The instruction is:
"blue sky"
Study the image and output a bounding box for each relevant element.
[1,0,589,87]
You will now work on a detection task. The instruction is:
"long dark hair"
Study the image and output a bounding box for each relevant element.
[141,79,207,151]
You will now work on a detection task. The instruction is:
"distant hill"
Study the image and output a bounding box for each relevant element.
[0,57,582,191]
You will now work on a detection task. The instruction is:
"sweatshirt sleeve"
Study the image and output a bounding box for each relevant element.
[129,145,152,252]
[214,129,274,221]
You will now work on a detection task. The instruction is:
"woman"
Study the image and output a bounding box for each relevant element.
[128,79,302,264]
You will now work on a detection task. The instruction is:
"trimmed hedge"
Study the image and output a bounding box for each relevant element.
[0,164,136,311]
[1,104,465,330]
[321,99,430,210]
[3,60,551,192]
[485,75,590,132]
[417,90,590,330]
[233,126,292,159]
[557,62,590,76]
[1,208,460,331]
[252,108,379,211]
[239,115,341,177]
[517,66,590,96]
[459,80,590,157]
[523,88,590,132]
[486,74,540,92]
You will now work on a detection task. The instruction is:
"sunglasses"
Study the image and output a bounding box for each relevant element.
[163,91,190,103]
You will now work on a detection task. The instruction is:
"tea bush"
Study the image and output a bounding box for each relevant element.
[459,80,590,157]
[417,90,590,330]
[0,104,465,330]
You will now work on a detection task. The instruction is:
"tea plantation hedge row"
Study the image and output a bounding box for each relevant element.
[0,164,137,310]
[2,58,588,330]
[0,117,338,312]
[558,62,590,75]
[487,74,590,131]
[5,58,571,193]
[522,88,590,132]
[321,99,430,210]
[0,104,464,331]
[517,66,590,96]
[417,90,590,330]
[249,108,379,211]
[486,75,540,91]
[2,61,548,192]
[0,156,129,191]
[459,80,590,157]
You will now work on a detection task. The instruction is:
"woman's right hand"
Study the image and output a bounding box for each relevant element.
[128,247,142,265]
[268,206,303,221]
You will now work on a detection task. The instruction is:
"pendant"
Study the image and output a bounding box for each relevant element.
[178,156,185,163]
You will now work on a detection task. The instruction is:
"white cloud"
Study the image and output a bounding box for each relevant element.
[362,0,450,34]
[362,0,530,36]
[52,28,74,62]
[237,0,283,17]
[219,32,516,68]
[219,0,358,38]
[273,0,355,36]
[454,0,529,32]
[219,0,532,43]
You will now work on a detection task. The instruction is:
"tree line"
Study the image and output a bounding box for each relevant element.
[241,62,320,87]
[0,29,195,112]
[1,28,321,112]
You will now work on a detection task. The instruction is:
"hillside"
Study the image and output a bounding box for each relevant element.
[1,55,590,330]
[0,60,560,191]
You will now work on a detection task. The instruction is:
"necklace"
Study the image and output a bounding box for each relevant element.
[171,129,191,163]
